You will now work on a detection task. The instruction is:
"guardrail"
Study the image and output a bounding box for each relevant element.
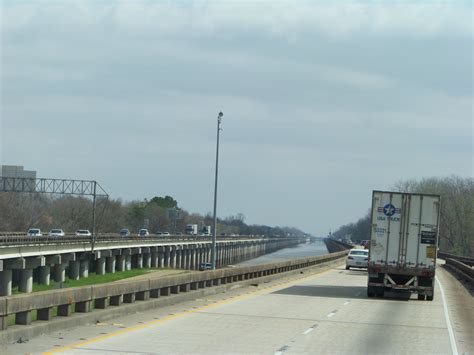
[0,234,292,247]
[0,250,348,332]
[443,258,474,286]
[323,238,353,253]
[438,251,474,266]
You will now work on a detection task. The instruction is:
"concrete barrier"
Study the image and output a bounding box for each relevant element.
[0,250,347,341]
[443,258,474,286]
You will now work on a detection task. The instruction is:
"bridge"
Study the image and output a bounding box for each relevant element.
[0,250,471,354]
[0,239,472,354]
[0,235,303,297]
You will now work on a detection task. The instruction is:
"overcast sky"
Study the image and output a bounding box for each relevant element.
[1,1,472,236]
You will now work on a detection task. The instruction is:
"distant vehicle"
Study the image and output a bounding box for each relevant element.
[27,228,42,237]
[49,228,65,237]
[346,249,369,270]
[201,225,211,237]
[199,262,213,271]
[120,229,130,237]
[185,224,198,235]
[156,231,170,236]
[367,190,441,300]
[360,240,370,248]
[138,228,149,237]
[75,229,92,237]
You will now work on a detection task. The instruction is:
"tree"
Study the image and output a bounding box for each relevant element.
[394,175,473,256]
[149,196,178,209]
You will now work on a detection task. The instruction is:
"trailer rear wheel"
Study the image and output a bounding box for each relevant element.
[376,288,384,298]
[426,295,434,301]
[417,294,426,301]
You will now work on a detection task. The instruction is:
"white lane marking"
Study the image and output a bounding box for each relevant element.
[343,301,350,306]
[302,327,314,335]
[436,276,459,355]
[327,310,337,318]
[274,352,283,355]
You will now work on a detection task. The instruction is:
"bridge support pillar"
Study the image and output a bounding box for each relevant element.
[19,269,33,293]
[180,246,186,269]
[175,246,181,268]
[197,245,202,268]
[96,257,106,275]
[192,245,198,270]
[144,253,151,268]
[158,247,165,268]
[165,246,171,267]
[0,270,12,296]
[53,263,66,283]
[136,254,143,269]
[125,255,132,270]
[69,260,80,280]
[185,248,191,269]
[39,265,50,285]
[117,255,125,272]
[106,256,116,274]
[80,260,89,278]
[151,251,159,268]
[171,246,177,269]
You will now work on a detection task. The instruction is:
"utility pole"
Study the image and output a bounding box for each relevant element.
[211,111,224,270]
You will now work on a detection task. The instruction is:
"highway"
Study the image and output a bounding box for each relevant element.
[2,260,471,354]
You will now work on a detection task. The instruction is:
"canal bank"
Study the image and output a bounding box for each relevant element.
[236,239,328,266]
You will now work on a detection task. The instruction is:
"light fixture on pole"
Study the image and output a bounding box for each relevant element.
[211,111,223,270]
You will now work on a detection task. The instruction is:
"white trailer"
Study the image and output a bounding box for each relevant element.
[367,190,441,300]
[202,225,211,236]
[185,224,198,235]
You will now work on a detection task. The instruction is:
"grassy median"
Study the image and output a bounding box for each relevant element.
[8,268,189,326]
[11,268,186,294]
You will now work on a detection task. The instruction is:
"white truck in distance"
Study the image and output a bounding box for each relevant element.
[185,224,198,235]
[201,225,211,236]
[367,190,441,301]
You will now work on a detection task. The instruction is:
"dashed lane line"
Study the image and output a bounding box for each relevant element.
[43,266,337,354]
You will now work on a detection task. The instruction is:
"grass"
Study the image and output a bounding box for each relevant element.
[8,267,185,326]
[11,268,181,294]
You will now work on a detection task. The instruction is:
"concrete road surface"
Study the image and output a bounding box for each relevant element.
[2,263,471,355]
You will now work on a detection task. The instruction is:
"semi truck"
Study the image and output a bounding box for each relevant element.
[185,224,198,235]
[367,190,441,301]
[201,225,211,236]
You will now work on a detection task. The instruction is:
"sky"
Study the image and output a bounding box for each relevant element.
[1,1,472,236]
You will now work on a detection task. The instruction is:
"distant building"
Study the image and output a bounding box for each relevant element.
[0,165,37,179]
[0,165,37,192]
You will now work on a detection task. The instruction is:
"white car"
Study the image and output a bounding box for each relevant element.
[76,229,92,237]
[346,249,369,270]
[27,228,42,237]
[138,229,149,237]
[49,228,65,237]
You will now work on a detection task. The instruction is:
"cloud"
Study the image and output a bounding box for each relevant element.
[1,1,472,235]
[2,1,472,41]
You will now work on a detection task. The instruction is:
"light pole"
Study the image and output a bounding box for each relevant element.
[211,111,223,270]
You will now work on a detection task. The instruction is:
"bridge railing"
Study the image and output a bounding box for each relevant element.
[438,252,474,287]
[0,250,348,333]
[0,234,297,247]
[437,251,474,266]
